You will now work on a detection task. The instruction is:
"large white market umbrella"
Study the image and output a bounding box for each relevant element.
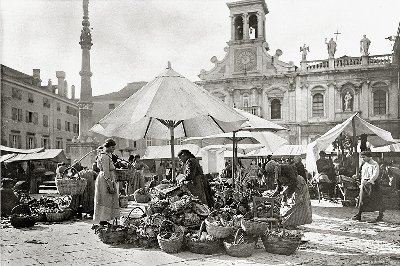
[90,64,247,179]
[306,112,395,174]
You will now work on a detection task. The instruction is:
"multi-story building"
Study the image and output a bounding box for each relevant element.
[1,65,79,156]
[196,0,400,144]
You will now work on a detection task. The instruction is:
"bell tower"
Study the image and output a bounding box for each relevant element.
[227,0,268,43]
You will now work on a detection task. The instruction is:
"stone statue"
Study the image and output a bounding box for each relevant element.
[360,35,371,56]
[300,44,309,61]
[325,38,337,58]
[344,91,352,111]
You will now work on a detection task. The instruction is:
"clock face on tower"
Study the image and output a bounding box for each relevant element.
[235,48,257,72]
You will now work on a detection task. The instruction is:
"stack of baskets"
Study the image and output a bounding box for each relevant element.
[157,220,184,253]
[10,204,36,228]
[56,167,87,195]
[223,228,255,257]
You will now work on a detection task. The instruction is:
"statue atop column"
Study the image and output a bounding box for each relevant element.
[360,34,371,56]
[300,44,309,61]
[325,37,337,58]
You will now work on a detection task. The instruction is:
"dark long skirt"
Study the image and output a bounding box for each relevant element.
[186,174,208,205]
[357,180,385,212]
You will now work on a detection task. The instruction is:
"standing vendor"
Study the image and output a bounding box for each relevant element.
[177,149,208,205]
[265,160,312,229]
[352,151,384,222]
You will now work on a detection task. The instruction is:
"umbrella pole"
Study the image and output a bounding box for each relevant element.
[170,125,176,182]
[232,131,236,188]
[352,117,359,176]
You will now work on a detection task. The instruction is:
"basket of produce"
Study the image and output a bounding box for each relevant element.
[187,221,222,255]
[241,212,272,235]
[205,210,235,239]
[92,223,127,245]
[121,207,146,227]
[223,228,255,257]
[253,196,281,219]
[56,167,87,195]
[157,220,184,253]
[115,168,131,182]
[261,229,302,255]
[10,204,36,228]
[133,188,151,203]
[45,211,66,222]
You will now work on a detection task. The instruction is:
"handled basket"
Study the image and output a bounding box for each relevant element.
[93,219,127,245]
[223,228,255,258]
[115,168,131,182]
[10,204,36,228]
[187,221,222,255]
[56,167,87,195]
[205,211,235,239]
[121,207,145,227]
[261,230,301,255]
[157,220,184,253]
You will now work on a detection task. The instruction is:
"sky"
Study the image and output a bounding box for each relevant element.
[1,0,399,97]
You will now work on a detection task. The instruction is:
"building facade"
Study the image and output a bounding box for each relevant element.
[196,0,400,145]
[1,65,79,155]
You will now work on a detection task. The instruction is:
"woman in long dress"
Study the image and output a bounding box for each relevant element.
[265,160,312,228]
[93,139,120,225]
[127,154,149,195]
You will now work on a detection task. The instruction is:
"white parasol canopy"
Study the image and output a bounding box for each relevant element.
[90,63,247,178]
[306,112,395,174]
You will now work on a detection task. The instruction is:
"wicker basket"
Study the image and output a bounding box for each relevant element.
[205,212,235,239]
[261,234,301,255]
[94,225,127,245]
[56,178,87,195]
[119,196,129,208]
[157,220,184,253]
[121,207,145,227]
[45,212,65,222]
[223,228,255,257]
[241,218,270,235]
[10,205,36,228]
[134,189,151,203]
[187,221,222,255]
[115,169,131,182]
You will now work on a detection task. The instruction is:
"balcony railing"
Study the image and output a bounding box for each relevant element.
[335,57,362,68]
[242,106,261,116]
[306,60,329,71]
[368,54,392,65]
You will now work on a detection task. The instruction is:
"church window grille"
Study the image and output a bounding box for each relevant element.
[312,93,324,117]
[373,90,386,115]
[271,99,281,119]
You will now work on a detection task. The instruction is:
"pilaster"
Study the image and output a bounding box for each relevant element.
[243,13,249,40]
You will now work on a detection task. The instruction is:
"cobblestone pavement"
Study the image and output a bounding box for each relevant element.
[1,200,400,266]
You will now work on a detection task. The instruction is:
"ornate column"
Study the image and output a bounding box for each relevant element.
[230,15,235,41]
[257,12,264,40]
[243,13,249,40]
[68,0,98,168]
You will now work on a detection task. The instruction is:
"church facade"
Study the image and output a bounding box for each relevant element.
[196,0,400,145]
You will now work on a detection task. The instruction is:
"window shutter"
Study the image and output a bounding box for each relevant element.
[34,113,38,124]
[25,111,29,123]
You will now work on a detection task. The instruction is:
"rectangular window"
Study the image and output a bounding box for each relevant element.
[43,97,50,108]
[65,121,71,132]
[56,138,63,149]
[26,133,36,149]
[12,87,22,100]
[57,102,61,111]
[109,103,115,109]
[41,136,50,149]
[373,90,386,115]
[26,111,34,123]
[146,136,152,147]
[12,108,18,121]
[133,141,137,148]
[9,134,22,148]
[28,92,34,103]
[312,93,324,117]
[57,119,61,130]
[73,124,79,134]
[18,109,23,121]
[43,115,49,127]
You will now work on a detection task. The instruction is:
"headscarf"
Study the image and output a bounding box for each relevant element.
[103,138,116,148]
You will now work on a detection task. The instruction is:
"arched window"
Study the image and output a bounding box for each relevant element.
[271,99,281,119]
[243,94,250,107]
[234,16,243,40]
[373,90,386,115]
[248,14,258,39]
[312,93,324,117]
